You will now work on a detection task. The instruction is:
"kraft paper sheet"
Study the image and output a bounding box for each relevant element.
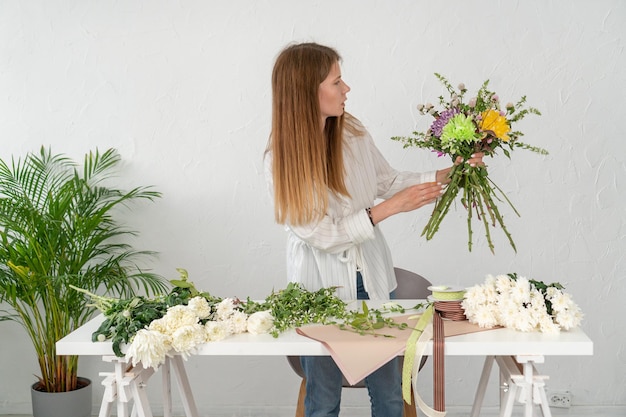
[296,315,491,386]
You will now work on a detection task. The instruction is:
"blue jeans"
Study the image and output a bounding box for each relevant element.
[301,272,403,417]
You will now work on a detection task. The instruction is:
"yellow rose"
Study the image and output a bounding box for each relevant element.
[480,109,511,142]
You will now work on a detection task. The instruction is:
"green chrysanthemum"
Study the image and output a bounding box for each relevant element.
[440,114,479,155]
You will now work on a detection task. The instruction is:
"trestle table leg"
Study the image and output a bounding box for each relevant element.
[170,355,200,417]
[471,355,553,417]
[470,356,495,417]
[162,358,172,417]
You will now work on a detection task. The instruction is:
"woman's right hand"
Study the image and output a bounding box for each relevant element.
[368,182,443,225]
[393,181,444,212]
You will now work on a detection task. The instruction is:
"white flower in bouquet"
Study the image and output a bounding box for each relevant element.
[171,323,206,360]
[227,310,250,334]
[148,317,169,333]
[472,304,499,329]
[462,274,583,333]
[125,329,172,370]
[538,316,561,334]
[162,305,200,334]
[205,320,230,341]
[247,310,274,335]
[547,288,583,330]
[187,296,212,319]
[216,298,237,320]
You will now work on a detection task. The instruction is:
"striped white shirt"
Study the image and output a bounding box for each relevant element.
[265,122,435,300]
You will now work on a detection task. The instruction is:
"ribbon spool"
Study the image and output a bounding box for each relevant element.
[428,285,465,301]
[428,285,467,321]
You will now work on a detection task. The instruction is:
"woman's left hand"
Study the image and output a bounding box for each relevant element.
[457,152,485,168]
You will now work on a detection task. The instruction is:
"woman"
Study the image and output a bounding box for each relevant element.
[265,42,482,417]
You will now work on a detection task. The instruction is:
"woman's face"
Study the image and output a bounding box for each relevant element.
[318,61,350,121]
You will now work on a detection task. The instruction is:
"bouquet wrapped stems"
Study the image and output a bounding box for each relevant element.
[423,162,519,253]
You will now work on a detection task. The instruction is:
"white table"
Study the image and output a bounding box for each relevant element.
[56,301,593,417]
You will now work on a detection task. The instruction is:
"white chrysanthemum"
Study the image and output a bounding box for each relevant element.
[187,297,212,319]
[512,308,538,332]
[226,310,249,334]
[469,305,499,328]
[497,298,520,328]
[125,329,172,370]
[555,307,583,330]
[510,277,531,304]
[465,275,583,333]
[205,320,230,341]
[549,291,573,313]
[538,316,561,334]
[495,274,514,294]
[216,298,237,321]
[247,310,274,335]
[171,324,206,359]
[162,305,199,335]
[460,298,475,316]
[545,286,561,298]
[462,285,487,310]
[148,317,168,333]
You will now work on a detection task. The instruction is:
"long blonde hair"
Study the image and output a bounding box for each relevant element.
[267,42,360,226]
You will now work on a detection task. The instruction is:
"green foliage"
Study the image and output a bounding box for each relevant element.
[250,282,348,336]
[0,146,167,392]
[75,269,222,357]
[77,270,428,357]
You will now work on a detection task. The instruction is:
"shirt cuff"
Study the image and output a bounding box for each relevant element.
[344,209,375,244]
[424,170,437,183]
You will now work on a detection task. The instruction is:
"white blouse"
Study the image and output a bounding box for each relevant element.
[265,123,435,300]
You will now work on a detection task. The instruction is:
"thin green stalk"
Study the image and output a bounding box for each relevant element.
[475,179,517,252]
[463,171,474,251]
[422,165,462,239]
[472,180,495,254]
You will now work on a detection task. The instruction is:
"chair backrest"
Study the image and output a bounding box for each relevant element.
[393,267,432,300]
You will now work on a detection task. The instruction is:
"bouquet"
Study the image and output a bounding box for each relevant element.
[392,74,548,253]
[462,273,583,333]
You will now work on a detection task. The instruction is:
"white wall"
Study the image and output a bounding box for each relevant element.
[0,0,624,415]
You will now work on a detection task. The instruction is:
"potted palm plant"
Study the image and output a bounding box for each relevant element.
[0,146,168,417]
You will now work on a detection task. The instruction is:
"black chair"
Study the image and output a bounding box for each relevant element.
[287,267,432,417]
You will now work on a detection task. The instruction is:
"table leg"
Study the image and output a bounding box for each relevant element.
[170,355,200,417]
[162,359,172,417]
[535,381,552,417]
[515,355,545,417]
[470,356,495,417]
[523,361,533,417]
[128,364,155,417]
[98,373,115,417]
[472,355,552,417]
[98,356,156,417]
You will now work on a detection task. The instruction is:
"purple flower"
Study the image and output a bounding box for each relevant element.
[430,108,459,137]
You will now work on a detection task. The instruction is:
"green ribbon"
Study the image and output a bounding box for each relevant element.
[402,303,434,403]
[431,290,465,301]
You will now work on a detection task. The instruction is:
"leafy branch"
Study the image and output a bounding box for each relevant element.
[74,270,428,355]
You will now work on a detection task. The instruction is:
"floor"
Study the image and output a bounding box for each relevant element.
[4,409,626,417]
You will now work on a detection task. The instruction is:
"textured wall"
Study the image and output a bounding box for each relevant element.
[0,0,624,415]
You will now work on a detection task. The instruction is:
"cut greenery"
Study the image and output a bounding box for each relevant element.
[74,269,427,359]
